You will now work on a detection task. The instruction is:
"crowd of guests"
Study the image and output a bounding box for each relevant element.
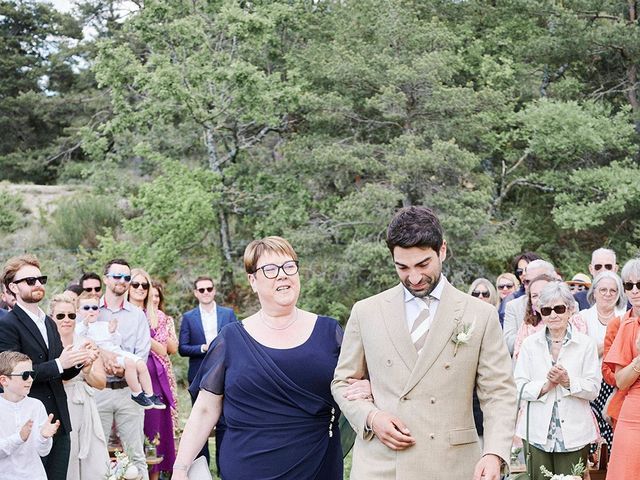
[0,207,640,480]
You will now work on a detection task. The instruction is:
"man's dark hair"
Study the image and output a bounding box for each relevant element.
[80,272,102,287]
[512,252,542,270]
[386,206,443,254]
[65,283,84,295]
[193,276,215,290]
[103,258,130,275]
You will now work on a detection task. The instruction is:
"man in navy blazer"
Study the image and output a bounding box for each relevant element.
[179,275,237,467]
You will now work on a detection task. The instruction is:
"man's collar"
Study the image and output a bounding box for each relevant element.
[199,302,217,313]
[403,275,446,303]
[99,295,133,312]
[14,302,46,322]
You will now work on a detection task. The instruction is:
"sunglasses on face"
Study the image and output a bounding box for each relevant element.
[497,283,514,290]
[471,290,491,298]
[130,282,150,290]
[623,281,640,291]
[106,274,131,283]
[81,305,99,311]
[540,305,567,316]
[13,276,48,286]
[83,286,101,293]
[7,370,36,381]
[197,287,214,294]
[55,312,77,320]
[515,268,524,277]
[593,264,614,271]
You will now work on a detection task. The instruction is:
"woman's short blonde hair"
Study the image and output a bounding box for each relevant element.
[496,272,520,290]
[49,293,77,316]
[468,278,499,307]
[244,236,298,274]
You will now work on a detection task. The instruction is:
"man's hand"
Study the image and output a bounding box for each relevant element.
[344,378,373,401]
[202,343,209,353]
[369,410,416,450]
[58,345,92,369]
[472,453,502,480]
[19,419,33,442]
[40,414,60,438]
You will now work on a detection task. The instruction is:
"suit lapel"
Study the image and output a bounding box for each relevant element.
[382,284,418,371]
[14,305,48,353]
[45,316,58,359]
[401,280,464,396]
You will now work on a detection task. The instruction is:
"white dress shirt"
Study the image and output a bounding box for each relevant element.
[200,303,218,346]
[14,304,63,374]
[0,395,52,480]
[403,275,445,333]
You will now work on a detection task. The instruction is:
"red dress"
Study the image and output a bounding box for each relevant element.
[603,313,640,479]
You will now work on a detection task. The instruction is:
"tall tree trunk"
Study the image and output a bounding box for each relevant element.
[205,127,235,292]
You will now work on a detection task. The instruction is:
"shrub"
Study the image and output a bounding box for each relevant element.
[0,189,29,234]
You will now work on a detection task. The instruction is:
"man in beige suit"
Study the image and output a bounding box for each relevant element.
[332,206,516,480]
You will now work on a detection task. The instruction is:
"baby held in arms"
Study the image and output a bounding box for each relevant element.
[75,295,165,410]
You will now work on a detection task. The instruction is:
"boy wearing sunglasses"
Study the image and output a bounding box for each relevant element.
[75,293,165,410]
[0,351,60,479]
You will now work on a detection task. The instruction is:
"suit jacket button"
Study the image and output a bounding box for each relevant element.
[39,354,44,359]
[386,359,392,366]
[444,363,450,369]
[430,397,436,404]
[429,433,435,439]
[401,396,408,402]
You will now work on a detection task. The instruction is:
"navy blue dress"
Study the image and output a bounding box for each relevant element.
[192,316,344,480]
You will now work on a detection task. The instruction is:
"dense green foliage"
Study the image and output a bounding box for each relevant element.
[2,0,640,320]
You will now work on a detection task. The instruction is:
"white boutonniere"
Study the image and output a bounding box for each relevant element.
[451,320,475,356]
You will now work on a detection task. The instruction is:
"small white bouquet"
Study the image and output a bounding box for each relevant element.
[105,449,139,480]
[539,458,586,479]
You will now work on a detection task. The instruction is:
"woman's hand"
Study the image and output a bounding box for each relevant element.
[548,365,570,389]
[343,378,373,401]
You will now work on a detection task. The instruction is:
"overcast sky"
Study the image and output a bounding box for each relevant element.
[47,0,74,13]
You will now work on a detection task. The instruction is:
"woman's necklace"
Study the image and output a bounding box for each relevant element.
[596,306,615,324]
[260,308,298,331]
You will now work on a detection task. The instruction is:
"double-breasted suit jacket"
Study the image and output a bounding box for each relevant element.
[332,280,516,480]
[0,304,80,434]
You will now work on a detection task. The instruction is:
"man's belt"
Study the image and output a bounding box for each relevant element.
[105,380,128,390]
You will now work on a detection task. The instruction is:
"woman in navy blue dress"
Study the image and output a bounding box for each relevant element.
[173,236,350,480]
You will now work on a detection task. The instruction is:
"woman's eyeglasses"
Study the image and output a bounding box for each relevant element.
[539,305,567,316]
[130,282,149,290]
[471,290,490,298]
[623,281,640,291]
[254,261,299,279]
[7,370,36,381]
[597,288,618,296]
[13,276,48,286]
[497,283,514,290]
[55,312,77,320]
[81,305,99,311]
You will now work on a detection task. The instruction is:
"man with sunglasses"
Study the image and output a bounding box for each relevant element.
[178,275,237,466]
[573,248,619,311]
[94,258,152,480]
[0,254,92,480]
[79,271,103,297]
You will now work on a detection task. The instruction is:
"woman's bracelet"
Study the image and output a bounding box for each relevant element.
[173,463,189,471]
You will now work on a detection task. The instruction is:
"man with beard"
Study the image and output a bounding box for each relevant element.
[94,258,151,480]
[0,254,92,480]
[332,206,516,480]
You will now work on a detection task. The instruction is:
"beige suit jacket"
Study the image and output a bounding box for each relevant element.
[332,280,516,480]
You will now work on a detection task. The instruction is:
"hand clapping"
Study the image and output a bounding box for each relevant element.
[547,365,570,388]
[40,414,60,438]
[19,419,33,442]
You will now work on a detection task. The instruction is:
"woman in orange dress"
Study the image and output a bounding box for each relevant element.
[603,258,640,479]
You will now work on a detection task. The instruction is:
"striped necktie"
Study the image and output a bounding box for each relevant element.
[411,297,431,352]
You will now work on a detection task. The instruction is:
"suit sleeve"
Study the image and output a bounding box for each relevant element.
[0,318,62,382]
[331,304,377,440]
[502,300,518,356]
[179,314,205,358]
[476,307,517,465]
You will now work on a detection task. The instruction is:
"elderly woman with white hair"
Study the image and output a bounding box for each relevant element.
[603,258,640,479]
[515,281,600,480]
